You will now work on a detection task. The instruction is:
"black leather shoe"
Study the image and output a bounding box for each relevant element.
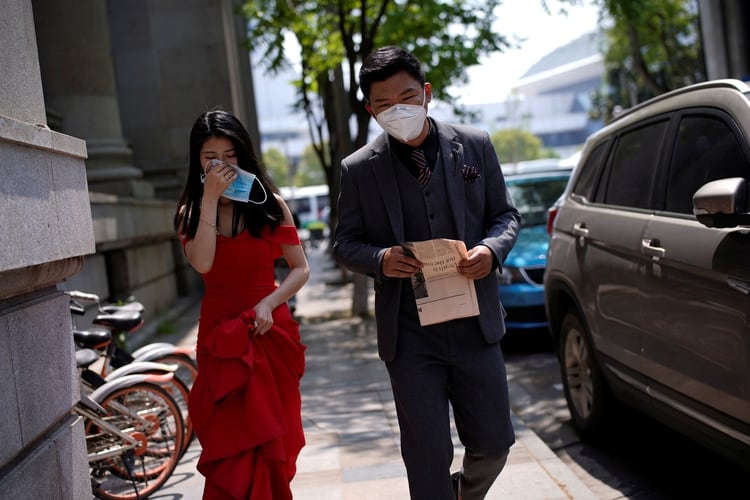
[451,471,462,500]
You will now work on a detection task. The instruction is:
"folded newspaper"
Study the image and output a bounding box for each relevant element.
[401,238,480,326]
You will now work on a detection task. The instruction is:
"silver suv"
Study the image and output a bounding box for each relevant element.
[544,79,750,467]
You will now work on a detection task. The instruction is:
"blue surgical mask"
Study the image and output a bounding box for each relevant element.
[202,159,268,204]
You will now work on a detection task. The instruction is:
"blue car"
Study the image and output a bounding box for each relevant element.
[499,169,572,330]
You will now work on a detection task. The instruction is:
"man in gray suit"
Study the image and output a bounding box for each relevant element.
[333,46,520,500]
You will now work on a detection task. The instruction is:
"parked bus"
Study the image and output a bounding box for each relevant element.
[278,184,330,228]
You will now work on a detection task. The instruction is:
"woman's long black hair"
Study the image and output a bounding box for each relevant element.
[174,109,283,239]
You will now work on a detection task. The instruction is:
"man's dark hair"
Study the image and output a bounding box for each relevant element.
[359,46,426,101]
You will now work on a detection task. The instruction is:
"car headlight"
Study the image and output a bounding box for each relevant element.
[498,266,525,285]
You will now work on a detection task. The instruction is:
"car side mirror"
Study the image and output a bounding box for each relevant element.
[692,177,749,228]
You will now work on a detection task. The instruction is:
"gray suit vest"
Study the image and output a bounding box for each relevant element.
[395,147,460,323]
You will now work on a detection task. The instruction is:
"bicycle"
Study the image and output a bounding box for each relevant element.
[67,291,198,390]
[74,348,185,499]
[68,291,197,454]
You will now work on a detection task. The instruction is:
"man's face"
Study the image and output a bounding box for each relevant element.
[366,71,433,145]
[366,71,432,117]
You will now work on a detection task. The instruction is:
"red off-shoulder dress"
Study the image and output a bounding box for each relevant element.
[187,225,306,499]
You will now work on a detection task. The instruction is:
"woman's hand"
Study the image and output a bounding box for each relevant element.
[202,160,236,200]
[251,301,274,336]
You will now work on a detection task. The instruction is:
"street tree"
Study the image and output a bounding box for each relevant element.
[491,128,558,165]
[296,143,328,186]
[588,0,705,121]
[242,0,516,316]
[262,147,289,187]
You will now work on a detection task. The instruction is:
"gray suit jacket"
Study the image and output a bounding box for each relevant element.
[333,119,521,361]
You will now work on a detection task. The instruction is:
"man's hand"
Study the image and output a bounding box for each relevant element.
[457,245,494,280]
[382,246,422,278]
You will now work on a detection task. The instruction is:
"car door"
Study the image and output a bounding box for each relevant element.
[639,110,750,429]
[559,118,671,371]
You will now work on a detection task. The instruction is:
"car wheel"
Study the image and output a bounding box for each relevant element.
[559,311,612,440]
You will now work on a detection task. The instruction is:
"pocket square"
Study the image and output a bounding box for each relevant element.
[461,164,480,183]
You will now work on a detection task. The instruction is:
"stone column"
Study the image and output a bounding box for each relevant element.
[32,0,154,198]
[106,0,260,200]
[0,1,91,497]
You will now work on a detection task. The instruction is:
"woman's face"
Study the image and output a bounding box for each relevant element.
[199,136,236,173]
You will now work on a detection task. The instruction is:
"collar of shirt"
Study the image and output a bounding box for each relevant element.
[389,117,438,176]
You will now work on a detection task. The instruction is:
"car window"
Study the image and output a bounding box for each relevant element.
[665,114,750,214]
[295,197,311,214]
[507,176,570,226]
[571,140,609,201]
[603,120,669,209]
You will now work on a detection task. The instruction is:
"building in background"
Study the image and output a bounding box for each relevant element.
[252,52,309,179]
[464,31,605,159]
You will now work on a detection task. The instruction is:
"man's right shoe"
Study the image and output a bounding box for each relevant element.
[451,471,462,500]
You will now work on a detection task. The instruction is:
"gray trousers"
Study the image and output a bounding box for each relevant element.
[385,317,515,500]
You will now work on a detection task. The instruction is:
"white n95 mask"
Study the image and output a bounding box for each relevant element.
[202,159,268,204]
[375,93,427,142]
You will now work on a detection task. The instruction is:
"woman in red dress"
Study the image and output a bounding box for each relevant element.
[174,109,310,499]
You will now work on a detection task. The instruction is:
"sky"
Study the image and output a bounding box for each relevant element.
[452,0,600,105]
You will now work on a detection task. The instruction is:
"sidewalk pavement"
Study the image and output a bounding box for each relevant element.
[147,243,598,499]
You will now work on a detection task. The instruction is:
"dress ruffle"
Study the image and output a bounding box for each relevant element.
[189,309,306,499]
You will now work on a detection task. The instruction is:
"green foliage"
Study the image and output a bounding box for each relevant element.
[242,0,511,105]
[491,128,552,164]
[157,320,177,334]
[263,145,327,188]
[262,147,288,186]
[295,167,326,187]
[589,0,705,121]
[296,144,327,186]
[542,148,561,159]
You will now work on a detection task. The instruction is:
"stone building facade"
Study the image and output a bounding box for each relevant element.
[0,0,257,495]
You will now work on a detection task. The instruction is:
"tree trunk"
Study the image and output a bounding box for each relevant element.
[352,273,370,318]
[318,66,371,318]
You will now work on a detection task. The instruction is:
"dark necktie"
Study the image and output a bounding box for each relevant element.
[411,148,431,185]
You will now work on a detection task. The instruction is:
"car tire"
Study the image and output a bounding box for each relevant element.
[559,310,612,441]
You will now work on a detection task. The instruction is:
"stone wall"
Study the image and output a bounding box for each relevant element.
[0,2,92,493]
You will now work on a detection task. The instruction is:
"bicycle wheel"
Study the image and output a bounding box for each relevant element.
[155,354,197,453]
[89,381,185,500]
[155,353,197,390]
[149,371,194,458]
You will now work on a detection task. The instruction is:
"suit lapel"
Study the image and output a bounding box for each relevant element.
[364,124,467,244]
[437,124,466,241]
[368,135,405,242]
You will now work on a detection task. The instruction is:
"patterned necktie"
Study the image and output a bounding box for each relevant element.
[411,148,431,185]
